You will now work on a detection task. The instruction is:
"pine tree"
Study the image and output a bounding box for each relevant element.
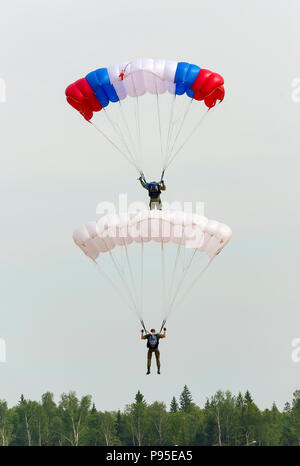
[179,385,193,412]
[292,390,300,407]
[272,402,279,413]
[91,403,97,414]
[135,391,146,405]
[244,390,253,406]
[204,399,210,409]
[236,392,244,408]
[116,410,122,438]
[170,396,179,413]
[283,402,291,413]
[130,392,147,446]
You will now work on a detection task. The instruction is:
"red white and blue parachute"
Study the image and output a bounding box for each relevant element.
[65,58,225,176]
[66,58,224,121]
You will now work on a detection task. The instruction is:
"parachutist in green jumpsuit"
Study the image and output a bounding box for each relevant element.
[139,177,166,210]
[141,328,167,374]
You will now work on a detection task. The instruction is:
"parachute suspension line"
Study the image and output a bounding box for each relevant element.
[161,240,167,320]
[108,249,140,317]
[102,108,137,168]
[164,98,194,168]
[163,94,176,170]
[88,121,141,174]
[182,241,187,272]
[101,236,140,317]
[129,74,143,173]
[165,97,193,166]
[134,95,143,172]
[167,249,198,316]
[140,240,144,321]
[123,240,141,320]
[166,242,183,314]
[92,261,136,317]
[171,258,214,312]
[165,108,210,170]
[118,100,141,169]
[155,86,164,170]
[188,249,207,268]
[158,240,168,335]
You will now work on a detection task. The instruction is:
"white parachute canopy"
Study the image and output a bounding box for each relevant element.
[73,210,232,326]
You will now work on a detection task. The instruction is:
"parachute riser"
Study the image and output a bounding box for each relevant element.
[140,319,148,334]
[141,319,166,335]
[140,172,147,184]
[159,319,166,334]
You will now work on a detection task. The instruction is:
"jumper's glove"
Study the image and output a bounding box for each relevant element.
[163,327,166,331]
[141,329,144,333]
[138,176,142,181]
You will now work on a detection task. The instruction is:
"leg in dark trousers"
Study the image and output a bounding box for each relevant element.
[154,349,160,373]
[147,349,161,374]
[147,349,153,373]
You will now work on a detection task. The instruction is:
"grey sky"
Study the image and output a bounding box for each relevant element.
[0,0,299,411]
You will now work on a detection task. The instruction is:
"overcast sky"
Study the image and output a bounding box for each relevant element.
[0,0,299,411]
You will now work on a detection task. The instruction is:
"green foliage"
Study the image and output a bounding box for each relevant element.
[135,390,146,405]
[58,391,92,445]
[1,387,300,445]
[0,400,13,446]
[170,396,179,413]
[179,385,193,412]
[147,402,169,445]
[244,390,253,406]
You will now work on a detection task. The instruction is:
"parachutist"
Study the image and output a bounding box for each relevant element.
[141,328,166,374]
[74,212,232,372]
[139,177,166,210]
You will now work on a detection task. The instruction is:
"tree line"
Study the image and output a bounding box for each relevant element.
[0,386,299,446]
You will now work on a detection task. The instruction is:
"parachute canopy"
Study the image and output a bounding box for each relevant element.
[73,210,232,323]
[74,211,231,262]
[65,58,225,177]
[66,58,225,121]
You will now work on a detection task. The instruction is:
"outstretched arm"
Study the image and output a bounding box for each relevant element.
[160,180,166,191]
[139,177,147,188]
